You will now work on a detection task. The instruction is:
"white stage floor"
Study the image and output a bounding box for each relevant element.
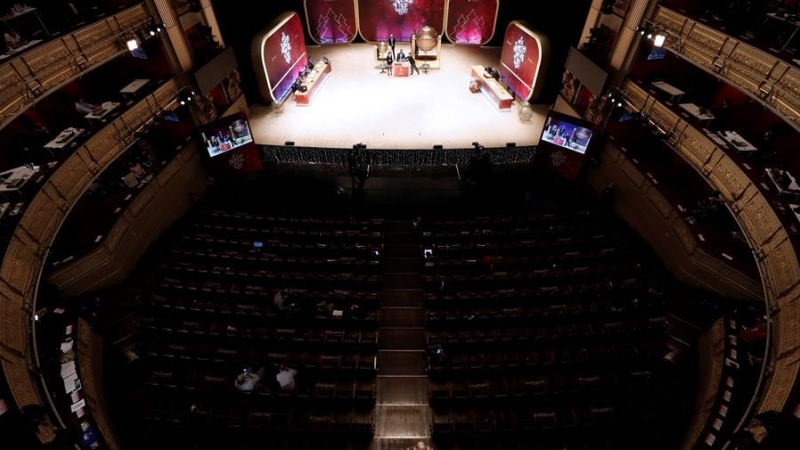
[249,44,549,150]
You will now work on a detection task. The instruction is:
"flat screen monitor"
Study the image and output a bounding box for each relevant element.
[201,111,254,158]
[647,47,667,60]
[540,111,594,155]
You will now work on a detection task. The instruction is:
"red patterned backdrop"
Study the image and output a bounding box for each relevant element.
[304,0,358,44]
[262,12,308,102]
[445,0,498,45]
[499,21,544,102]
[357,0,446,42]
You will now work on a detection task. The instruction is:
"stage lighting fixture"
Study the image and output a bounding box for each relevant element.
[653,34,665,47]
[126,38,139,51]
[617,102,623,107]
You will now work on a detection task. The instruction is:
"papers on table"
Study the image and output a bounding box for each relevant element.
[61,361,77,379]
[679,103,715,121]
[44,127,84,149]
[120,78,151,95]
[60,340,74,353]
[651,81,685,98]
[718,131,757,151]
[85,101,120,121]
[64,374,80,393]
[71,398,86,413]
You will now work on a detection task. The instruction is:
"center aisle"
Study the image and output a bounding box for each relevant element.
[374,220,432,450]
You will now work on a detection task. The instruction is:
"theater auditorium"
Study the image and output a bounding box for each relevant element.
[0,0,799,449]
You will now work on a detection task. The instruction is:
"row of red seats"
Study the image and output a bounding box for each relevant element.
[189,225,382,241]
[197,209,384,228]
[140,291,381,312]
[427,345,662,376]
[138,327,379,353]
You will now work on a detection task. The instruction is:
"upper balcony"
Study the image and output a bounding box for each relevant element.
[650,5,800,132]
[0,2,157,132]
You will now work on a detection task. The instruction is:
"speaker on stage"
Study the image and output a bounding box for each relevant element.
[285,141,295,146]
[433,144,443,150]
[506,142,516,147]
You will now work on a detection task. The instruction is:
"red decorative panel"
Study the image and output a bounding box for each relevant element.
[304,0,358,44]
[253,12,309,103]
[445,0,498,45]
[357,0,446,42]
[499,21,549,102]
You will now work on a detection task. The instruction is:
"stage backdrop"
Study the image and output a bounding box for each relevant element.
[304,0,358,44]
[357,0,446,42]
[251,12,309,103]
[499,21,550,102]
[445,0,498,45]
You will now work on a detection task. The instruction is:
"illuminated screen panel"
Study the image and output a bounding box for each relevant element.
[201,112,254,158]
[357,0,445,42]
[499,21,549,102]
[304,0,358,44]
[445,0,498,45]
[252,12,308,103]
[536,110,594,181]
[540,115,593,155]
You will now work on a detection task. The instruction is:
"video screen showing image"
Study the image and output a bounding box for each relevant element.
[541,114,594,154]
[201,112,254,158]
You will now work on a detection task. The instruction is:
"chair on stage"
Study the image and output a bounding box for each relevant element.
[422,63,431,74]
[379,63,389,74]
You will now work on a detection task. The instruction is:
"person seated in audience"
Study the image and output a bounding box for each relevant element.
[316,299,334,313]
[234,366,266,392]
[74,96,102,115]
[129,161,146,179]
[2,25,28,51]
[276,364,298,392]
[273,289,295,311]
[425,344,445,368]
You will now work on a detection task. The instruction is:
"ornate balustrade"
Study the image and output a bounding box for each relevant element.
[653,6,800,130]
[621,79,800,415]
[0,3,152,130]
[0,78,179,414]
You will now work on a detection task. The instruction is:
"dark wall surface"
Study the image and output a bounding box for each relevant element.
[211,0,591,106]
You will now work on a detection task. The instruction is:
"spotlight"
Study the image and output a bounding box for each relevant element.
[149,30,156,36]
[126,38,139,51]
[617,102,623,107]
[653,34,665,47]
[180,100,185,105]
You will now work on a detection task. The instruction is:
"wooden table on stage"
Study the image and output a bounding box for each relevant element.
[295,60,332,106]
[393,61,410,77]
[471,65,513,110]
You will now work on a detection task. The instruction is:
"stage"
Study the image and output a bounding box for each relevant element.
[248,43,550,150]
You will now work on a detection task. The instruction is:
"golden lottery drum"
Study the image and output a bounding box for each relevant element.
[415,26,438,52]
